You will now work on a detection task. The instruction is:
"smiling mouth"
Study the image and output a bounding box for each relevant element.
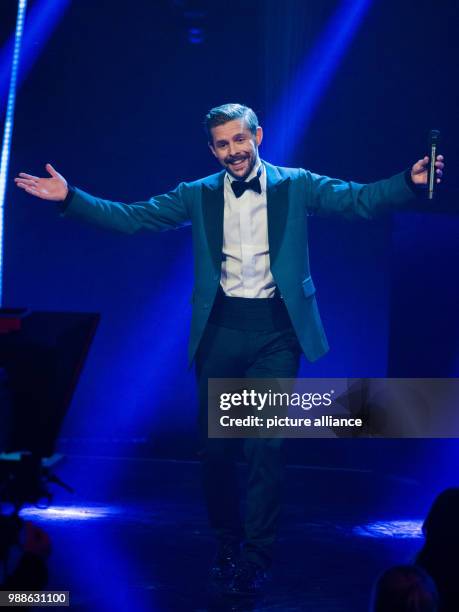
[229,158,247,168]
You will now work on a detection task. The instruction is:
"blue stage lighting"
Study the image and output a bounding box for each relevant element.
[0,0,71,305]
[0,0,28,306]
[0,0,72,115]
[264,0,372,164]
[354,519,423,539]
[188,27,204,44]
[20,505,124,521]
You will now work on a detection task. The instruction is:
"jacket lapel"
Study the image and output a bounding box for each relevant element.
[265,161,290,267]
[202,170,225,273]
[201,162,290,274]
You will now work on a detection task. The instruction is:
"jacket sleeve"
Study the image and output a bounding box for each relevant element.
[303,169,418,219]
[60,181,193,233]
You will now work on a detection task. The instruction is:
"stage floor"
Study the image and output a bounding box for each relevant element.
[18,455,429,611]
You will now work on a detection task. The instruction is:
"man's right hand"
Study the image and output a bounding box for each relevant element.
[14,163,68,201]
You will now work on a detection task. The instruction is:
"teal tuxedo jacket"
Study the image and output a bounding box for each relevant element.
[63,161,415,366]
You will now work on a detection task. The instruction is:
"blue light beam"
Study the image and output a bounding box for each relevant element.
[354,519,423,539]
[0,0,28,306]
[0,0,72,116]
[264,0,373,164]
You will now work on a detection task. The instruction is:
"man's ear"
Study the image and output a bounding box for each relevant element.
[208,141,217,158]
[256,126,263,147]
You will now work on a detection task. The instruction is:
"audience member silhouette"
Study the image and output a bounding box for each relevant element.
[371,564,438,612]
[416,487,459,612]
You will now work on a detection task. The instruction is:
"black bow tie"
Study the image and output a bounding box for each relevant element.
[231,173,262,198]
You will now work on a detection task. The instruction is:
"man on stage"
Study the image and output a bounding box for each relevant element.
[14,103,444,597]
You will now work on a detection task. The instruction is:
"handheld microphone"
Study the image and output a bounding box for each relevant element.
[428,129,440,200]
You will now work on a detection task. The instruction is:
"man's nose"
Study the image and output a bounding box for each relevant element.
[228,142,238,156]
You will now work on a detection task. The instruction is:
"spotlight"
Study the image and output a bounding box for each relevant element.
[188,27,204,44]
[171,0,207,45]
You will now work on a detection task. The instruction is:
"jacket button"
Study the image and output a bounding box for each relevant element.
[203,303,209,309]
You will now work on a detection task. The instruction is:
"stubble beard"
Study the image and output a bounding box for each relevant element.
[226,150,259,181]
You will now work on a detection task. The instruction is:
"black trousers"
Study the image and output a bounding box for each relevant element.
[195,316,301,570]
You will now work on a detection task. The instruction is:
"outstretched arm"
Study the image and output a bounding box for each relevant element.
[15,164,192,233]
[306,155,445,219]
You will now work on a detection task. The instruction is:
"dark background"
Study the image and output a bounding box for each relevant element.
[2,0,458,488]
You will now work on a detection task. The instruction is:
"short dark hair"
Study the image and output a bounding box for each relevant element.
[204,103,259,141]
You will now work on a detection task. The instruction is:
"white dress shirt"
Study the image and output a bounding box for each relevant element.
[220,161,276,298]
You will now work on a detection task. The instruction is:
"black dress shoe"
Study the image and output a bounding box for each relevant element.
[224,560,268,597]
[209,542,240,581]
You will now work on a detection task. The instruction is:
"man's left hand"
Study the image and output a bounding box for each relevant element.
[411,155,445,186]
